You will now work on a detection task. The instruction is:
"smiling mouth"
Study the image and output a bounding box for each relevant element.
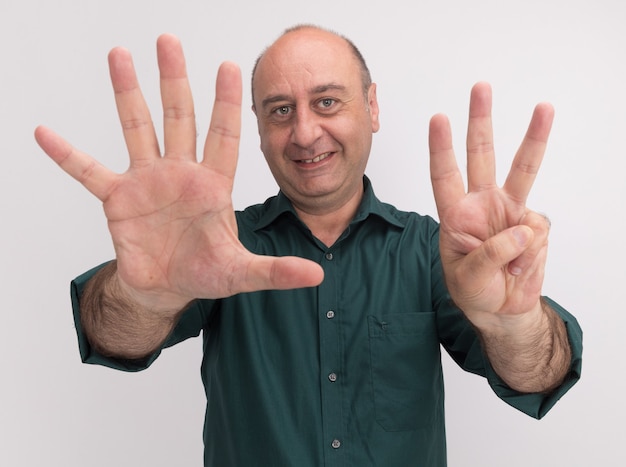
[298,152,332,164]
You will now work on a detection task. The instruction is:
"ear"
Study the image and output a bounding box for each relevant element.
[367,83,380,133]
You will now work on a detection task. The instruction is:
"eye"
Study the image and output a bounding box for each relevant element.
[272,106,292,116]
[318,98,336,109]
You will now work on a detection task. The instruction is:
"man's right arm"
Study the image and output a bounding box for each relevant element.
[78,261,190,360]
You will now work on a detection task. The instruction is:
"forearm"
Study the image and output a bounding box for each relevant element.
[79,261,188,360]
[477,298,572,394]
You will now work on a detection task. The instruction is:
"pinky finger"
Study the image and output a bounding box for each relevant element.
[35,125,117,201]
[508,211,550,276]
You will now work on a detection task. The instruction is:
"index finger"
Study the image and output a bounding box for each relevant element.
[201,61,242,179]
[429,113,466,216]
[503,102,554,203]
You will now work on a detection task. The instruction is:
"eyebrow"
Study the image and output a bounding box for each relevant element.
[260,83,347,109]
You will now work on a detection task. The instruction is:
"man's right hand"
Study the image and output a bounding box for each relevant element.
[35,34,324,314]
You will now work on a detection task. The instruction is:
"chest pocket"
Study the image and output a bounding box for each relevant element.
[368,312,443,431]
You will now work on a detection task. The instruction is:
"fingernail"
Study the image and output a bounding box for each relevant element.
[513,227,530,246]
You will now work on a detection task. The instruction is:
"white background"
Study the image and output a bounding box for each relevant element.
[1,0,623,465]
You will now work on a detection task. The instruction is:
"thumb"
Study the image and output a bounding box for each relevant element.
[241,255,324,293]
[462,226,533,282]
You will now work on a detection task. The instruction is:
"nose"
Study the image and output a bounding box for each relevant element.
[291,107,324,149]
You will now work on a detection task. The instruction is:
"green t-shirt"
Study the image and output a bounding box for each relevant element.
[71,177,582,467]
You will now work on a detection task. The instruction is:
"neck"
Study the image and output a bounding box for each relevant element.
[293,186,364,248]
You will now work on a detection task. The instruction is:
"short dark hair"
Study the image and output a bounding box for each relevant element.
[251,24,372,107]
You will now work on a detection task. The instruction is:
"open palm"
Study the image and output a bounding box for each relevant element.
[35,34,323,311]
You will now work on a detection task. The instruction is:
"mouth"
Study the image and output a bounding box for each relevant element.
[296,152,332,165]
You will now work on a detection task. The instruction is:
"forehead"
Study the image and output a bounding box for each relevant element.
[253,29,361,100]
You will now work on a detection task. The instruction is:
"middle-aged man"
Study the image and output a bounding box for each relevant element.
[35,25,582,466]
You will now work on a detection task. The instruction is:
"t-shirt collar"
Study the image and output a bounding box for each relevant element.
[253,175,406,231]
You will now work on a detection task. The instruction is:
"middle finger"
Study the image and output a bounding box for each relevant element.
[466,82,497,192]
[158,34,197,161]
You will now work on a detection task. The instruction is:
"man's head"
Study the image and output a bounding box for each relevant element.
[251,25,380,215]
[251,25,373,108]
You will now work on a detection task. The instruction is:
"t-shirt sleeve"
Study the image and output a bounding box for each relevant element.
[436,294,582,419]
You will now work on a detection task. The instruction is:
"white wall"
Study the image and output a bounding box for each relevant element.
[2,0,623,465]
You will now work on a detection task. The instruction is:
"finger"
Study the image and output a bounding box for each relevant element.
[109,46,161,167]
[34,125,117,200]
[429,113,466,216]
[242,255,324,293]
[466,82,496,192]
[201,61,242,180]
[503,103,554,203]
[459,225,534,288]
[157,34,197,161]
[508,211,550,276]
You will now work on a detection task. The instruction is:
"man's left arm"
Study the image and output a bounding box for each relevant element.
[477,298,571,393]
[429,82,578,394]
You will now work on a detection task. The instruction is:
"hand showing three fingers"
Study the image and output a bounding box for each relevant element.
[429,83,553,327]
[35,34,323,312]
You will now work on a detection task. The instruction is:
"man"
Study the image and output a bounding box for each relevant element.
[35,25,582,466]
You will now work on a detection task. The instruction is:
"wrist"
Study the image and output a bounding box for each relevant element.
[470,299,545,340]
[109,262,192,316]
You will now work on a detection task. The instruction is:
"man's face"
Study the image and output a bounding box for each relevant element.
[252,28,380,214]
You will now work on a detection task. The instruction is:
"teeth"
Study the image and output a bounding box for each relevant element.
[302,153,330,164]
